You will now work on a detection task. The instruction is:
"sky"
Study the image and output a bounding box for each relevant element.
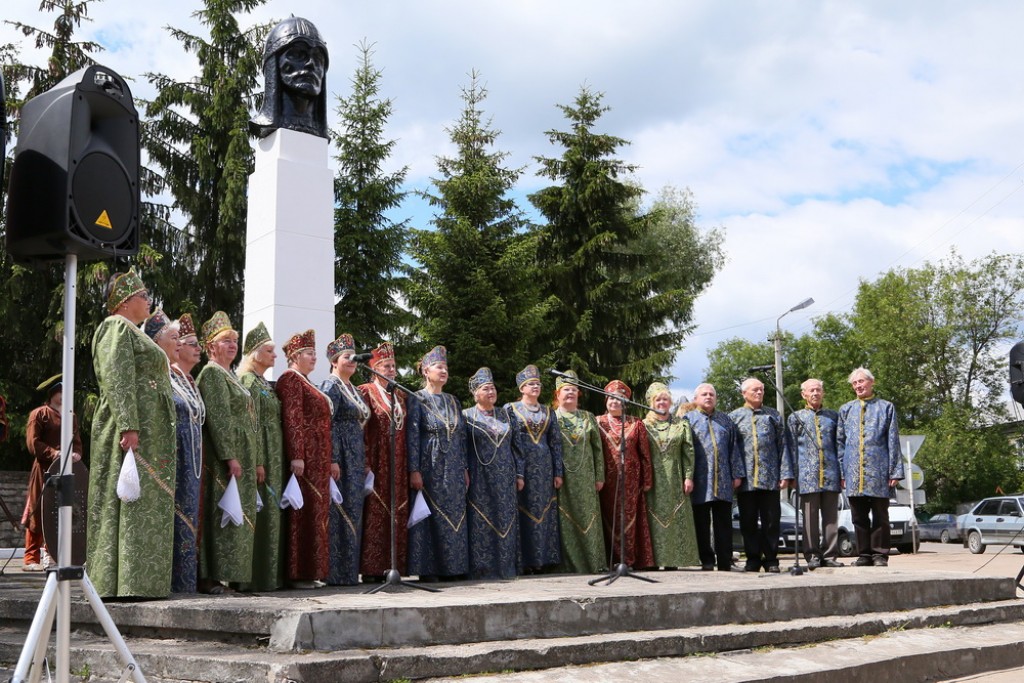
[5,0,1024,403]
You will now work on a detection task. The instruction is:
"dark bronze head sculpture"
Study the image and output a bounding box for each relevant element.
[250,16,329,139]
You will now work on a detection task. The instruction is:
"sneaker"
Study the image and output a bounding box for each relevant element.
[872,557,889,567]
[765,566,781,573]
[821,559,844,568]
[854,557,873,567]
[41,549,54,569]
[806,557,821,570]
[22,563,45,572]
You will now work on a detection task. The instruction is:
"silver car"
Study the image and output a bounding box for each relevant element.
[957,495,1024,554]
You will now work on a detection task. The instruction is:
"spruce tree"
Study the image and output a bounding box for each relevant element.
[332,41,411,348]
[406,72,547,403]
[530,87,722,408]
[141,0,267,323]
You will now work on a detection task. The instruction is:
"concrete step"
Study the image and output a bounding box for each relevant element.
[0,569,1016,652]
[420,620,1024,683]
[3,599,1024,682]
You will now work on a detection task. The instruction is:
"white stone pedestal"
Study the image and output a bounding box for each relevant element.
[243,128,334,383]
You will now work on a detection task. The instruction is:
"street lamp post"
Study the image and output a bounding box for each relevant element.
[773,297,814,417]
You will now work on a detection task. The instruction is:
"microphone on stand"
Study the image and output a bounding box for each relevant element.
[748,364,774,373]
[352,352,374,363]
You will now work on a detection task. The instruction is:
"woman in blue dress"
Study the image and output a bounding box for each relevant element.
[147,311,205,594]
[408,345,469,581]
[319,333,370,586]
[505,364,564,573]
[463,368,522,580]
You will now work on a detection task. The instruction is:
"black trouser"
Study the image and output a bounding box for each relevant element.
[693,499,733,570]
[802,490,840,561]
[849,495,890,559]
[737,489,780,570]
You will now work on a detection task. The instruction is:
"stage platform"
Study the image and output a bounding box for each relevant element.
[1,560,1024,682]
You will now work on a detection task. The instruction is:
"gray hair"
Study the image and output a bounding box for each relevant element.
[694,382,716,396]
[801,378,824,391]
[848,367,874,383]
[740,377,763,393]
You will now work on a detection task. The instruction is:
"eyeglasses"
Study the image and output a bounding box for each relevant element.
[182,341,200,348]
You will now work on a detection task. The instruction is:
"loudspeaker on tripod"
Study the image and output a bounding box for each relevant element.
[5,64,139,263]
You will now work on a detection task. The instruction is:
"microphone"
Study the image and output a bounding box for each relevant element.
[352,352,374,363]
[548,368,572,379]
[748,364,774,373]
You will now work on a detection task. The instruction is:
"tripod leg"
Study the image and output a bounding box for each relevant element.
[12,571,58,683]
[79,572,147,683]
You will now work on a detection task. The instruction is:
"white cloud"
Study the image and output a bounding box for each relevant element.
[6,0,1024,400]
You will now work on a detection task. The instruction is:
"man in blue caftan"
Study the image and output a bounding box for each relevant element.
[788,378,843,569]
[836,367,904,567]
[728,377,793,573]
[685,383,745,572]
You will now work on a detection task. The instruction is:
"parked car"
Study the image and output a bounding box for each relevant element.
[917,513,960,544]
[836,494,919,557]
[731,498,803,553]
[956,495,1024,554]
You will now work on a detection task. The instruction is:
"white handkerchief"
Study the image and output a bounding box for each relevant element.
[116,448,141,503]
[280,473,304,510]
[218,476,243,527]
[329,477,344,505]
[363,470,375,493]
[408,490,431,528]
[256,489,264,512]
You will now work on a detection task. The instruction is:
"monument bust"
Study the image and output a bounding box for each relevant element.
[250,16,329,140]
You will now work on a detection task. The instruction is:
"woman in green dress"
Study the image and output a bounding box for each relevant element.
[553,371,606,573]
[643,382,699,569]
[237,322,285,591]
[197,312,259,593]
[88,269,177,598]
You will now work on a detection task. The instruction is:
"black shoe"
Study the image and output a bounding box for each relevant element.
[765,565,781,573]
[743,564,761,573]
[821,559,844,568]
[701,564,715,571]
[872,557,889,567]
[806,557,821,570]
[854,557,873,567]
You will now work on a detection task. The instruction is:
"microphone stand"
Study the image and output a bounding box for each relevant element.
[358,363,437,595]
[551,371,658,587]
[753,369,806,577]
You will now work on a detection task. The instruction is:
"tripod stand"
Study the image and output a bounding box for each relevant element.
[550,372,659,587]
[12,255,145,683]
[358,365,436,595]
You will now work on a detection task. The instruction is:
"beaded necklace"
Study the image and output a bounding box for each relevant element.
[468,406,510,466]
[171,366,206,479]
[646,416,675,456]
[556,408,585,445]
[420,390,458,454]
[512,402,550,445]
[208,362,258,433]
[556,408,590,473]
[599,414,637,449]
[369,380,405,431]
[326,374,370,427]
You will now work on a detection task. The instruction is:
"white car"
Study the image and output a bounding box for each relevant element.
[835,494,919,556]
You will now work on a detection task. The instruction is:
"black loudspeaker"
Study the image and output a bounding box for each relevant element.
[5,65,139,263]
[1010,342,1024,408]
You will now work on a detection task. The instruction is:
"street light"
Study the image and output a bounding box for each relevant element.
[773,297,814,416]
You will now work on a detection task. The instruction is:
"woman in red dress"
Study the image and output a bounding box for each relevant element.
[596,379,655,569]
[358,342,419,581]
[275,329,332,588]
